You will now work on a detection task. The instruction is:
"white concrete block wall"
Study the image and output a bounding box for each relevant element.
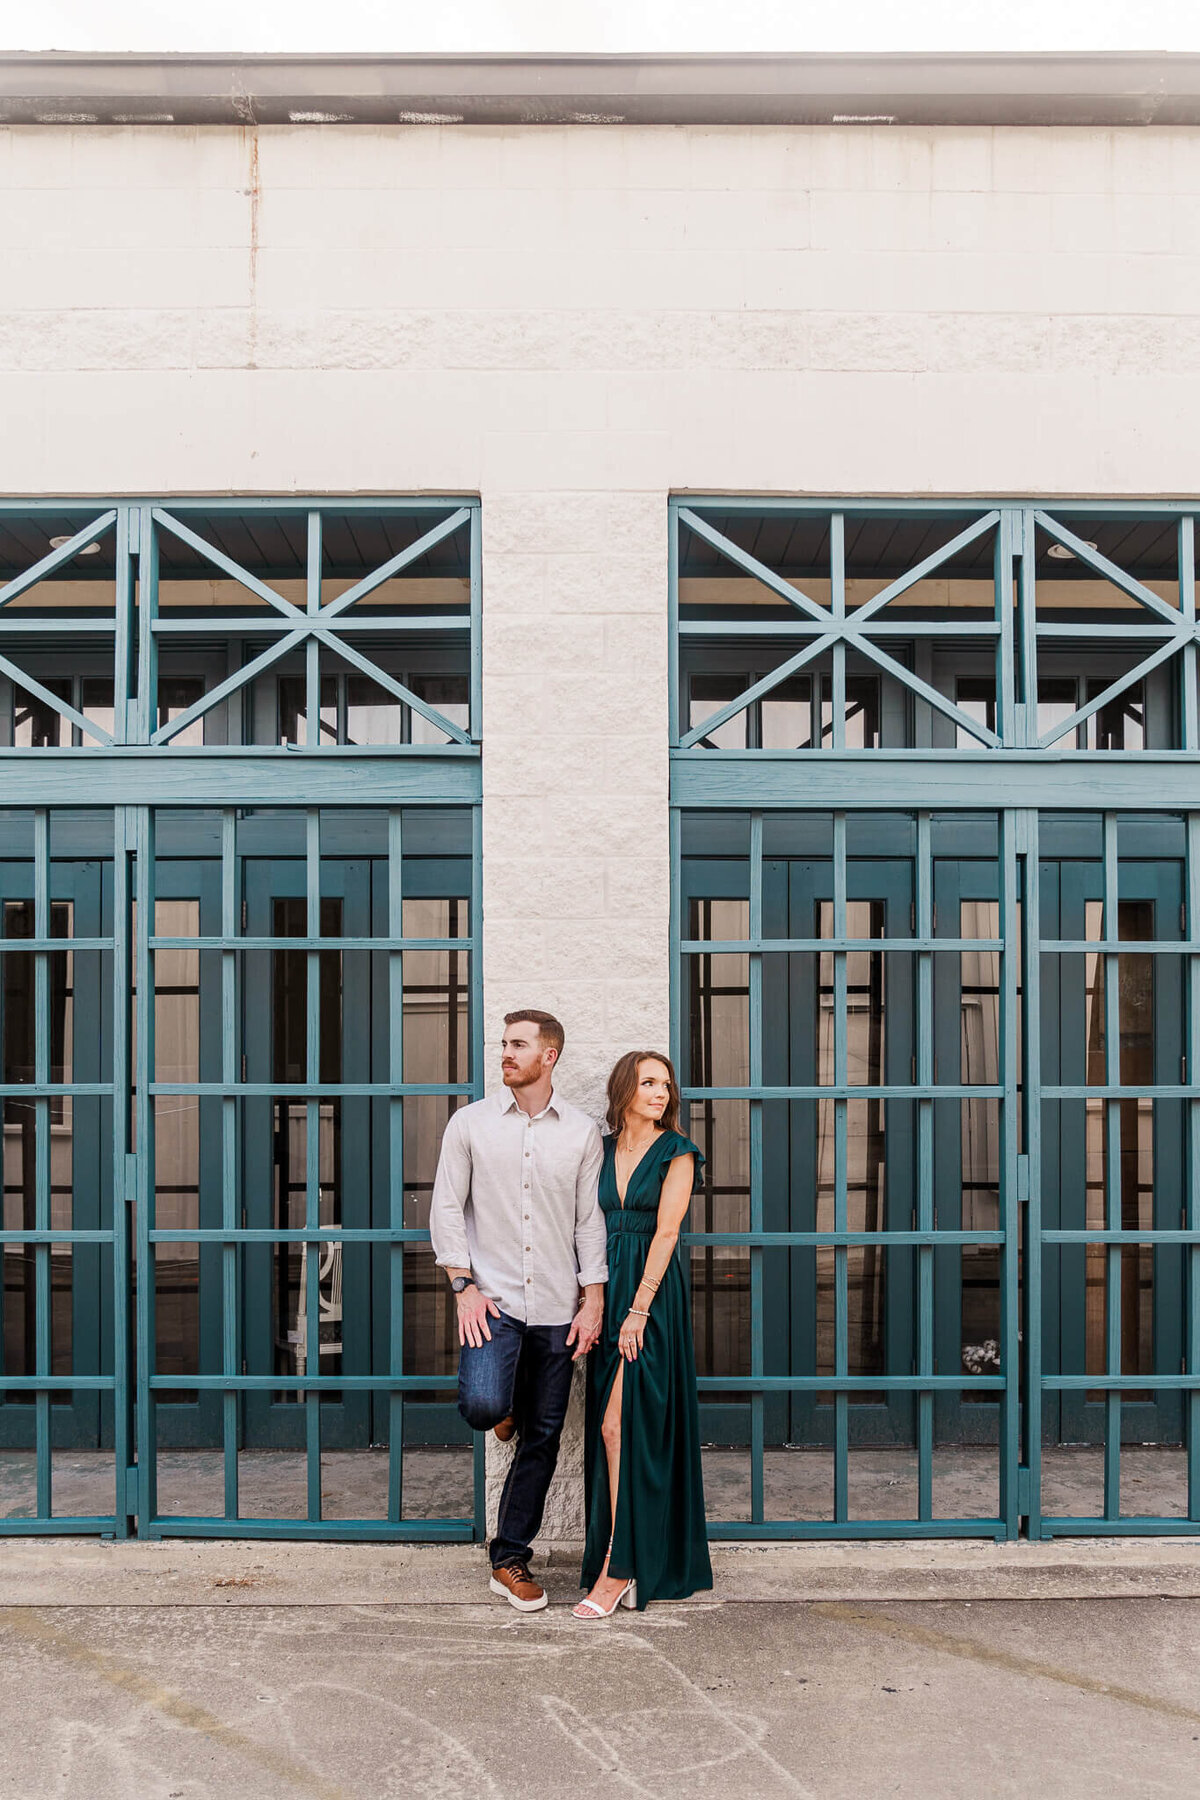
[3,115,1200,1542]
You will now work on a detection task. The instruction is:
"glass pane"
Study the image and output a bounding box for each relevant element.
[760,676,813,749]
[689,1098,750,1386]
[959,900,1000,1085]
[956,677,996,747]
[13,680,70,747]
[818,900,885,1086]
[821,675,879,748]
[402,898,470,1087]
[408,675,469,745]
[689,675,749,749]
[688,951,749,1088]
[278,676,337,747]
[1086,679,1145,751]
[688,897,748,943]
[1037,676,1078,744]
[346,674,402,745]
[157,677,205,747]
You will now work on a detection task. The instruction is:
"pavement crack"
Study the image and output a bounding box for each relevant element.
[812,1601,1200,1727]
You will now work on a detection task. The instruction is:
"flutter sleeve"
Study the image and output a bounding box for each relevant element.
[664,1131,705,1191]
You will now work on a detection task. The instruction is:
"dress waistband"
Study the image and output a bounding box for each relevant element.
[606,1210,659,1235]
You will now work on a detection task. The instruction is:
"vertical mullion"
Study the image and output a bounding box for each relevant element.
[999,811,1022,1537]
[113,506,133,744]
[1021,813,1044,1536]
[221,809,239,1521]
[1018,510,1039,748]
[387,808,405,1524]
[997,511,1017,746]
[915,813,934,1522]
[134,807,156,1529]
[830,513,846,753]
[135,507,158,746]
[668,504,681,748]
[748,812,764,1525]
[305,808,321,1523]
[832,811,849,1523]
[1186,813,1200,1519]
[305,511,322,749]
[1103,812,1122,1521]
[33,811,51,1521]
[111,808,132,1533]
[468,503,483,745]
[1179,518,1197,754]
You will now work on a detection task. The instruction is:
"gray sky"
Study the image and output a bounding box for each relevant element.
[6,0,1200,54]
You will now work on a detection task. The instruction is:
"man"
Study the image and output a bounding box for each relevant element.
[430,1009,606,1612]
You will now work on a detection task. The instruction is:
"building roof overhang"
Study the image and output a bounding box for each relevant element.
[2,49,1200,128]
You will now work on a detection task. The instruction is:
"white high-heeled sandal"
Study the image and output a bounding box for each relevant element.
[573,1535,637,1618]
[572,1578,635,1619]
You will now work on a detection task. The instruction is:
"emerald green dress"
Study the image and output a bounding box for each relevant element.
[581,1128,713,1608]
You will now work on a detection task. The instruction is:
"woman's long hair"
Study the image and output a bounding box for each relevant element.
[605,1050,681,1138]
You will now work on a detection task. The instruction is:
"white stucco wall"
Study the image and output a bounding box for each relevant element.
[4,118,1198,1541]
[5,119,1199,1108]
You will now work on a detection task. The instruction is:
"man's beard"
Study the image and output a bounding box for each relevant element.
[502,1066,537,1087]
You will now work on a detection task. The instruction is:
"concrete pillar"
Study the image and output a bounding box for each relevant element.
[480,488,670,1545]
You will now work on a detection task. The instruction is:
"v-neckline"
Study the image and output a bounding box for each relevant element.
[613,1133,663,1208]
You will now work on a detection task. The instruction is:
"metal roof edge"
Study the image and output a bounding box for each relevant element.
[0,50,1198,127]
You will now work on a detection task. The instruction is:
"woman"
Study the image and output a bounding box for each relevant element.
[573,1050,713,1617]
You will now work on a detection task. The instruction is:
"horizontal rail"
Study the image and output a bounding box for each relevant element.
[684,1230,1006,1247]
[146,1375,458,1390]
[148,936,475,953]
[679,938,1003,954]
[683,1084,1004,1100]
[147,1519,476,1542]
[696,1375,1005,1391]
[149,1082,473,1097]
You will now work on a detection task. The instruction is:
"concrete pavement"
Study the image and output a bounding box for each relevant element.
[1,1541,1200,1794]
[1,1590,1199,1797]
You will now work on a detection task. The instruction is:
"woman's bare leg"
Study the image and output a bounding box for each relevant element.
[574,1365,628,1614]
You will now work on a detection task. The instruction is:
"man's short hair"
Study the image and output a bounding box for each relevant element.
[503,1009,565,1059]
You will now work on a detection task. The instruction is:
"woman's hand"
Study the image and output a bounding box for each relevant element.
[618,1311,647,1361]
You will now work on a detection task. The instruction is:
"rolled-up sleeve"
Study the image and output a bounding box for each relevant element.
[429,1109,473,1271]
[573,1127,608,1288]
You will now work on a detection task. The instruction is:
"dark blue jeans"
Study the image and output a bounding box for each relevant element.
[457,1311,574,1568]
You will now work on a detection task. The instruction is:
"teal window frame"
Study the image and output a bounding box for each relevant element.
[671,497,1200,1541]
[0,499,484,1541]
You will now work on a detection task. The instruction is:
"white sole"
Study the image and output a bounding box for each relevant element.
[489,1575,548,1612]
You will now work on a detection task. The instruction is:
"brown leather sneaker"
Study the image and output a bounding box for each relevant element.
[493,1416,517,1443]
[488,1560,548,1612]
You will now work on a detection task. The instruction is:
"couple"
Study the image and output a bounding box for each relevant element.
[429,1008,712,1616]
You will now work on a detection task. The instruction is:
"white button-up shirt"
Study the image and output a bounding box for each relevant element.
[429,1088,608,1326]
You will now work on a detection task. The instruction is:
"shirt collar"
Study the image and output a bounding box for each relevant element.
[498,1085,560,1122]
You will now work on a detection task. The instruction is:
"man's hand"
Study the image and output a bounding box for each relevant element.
[566,1287,604,1362]
[456,1285,501,1348]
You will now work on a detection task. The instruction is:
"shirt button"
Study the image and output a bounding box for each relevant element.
[524,1151,530,1158]
[525,1245,531,1252]
[526,1277,532,1284]
[524,1183,530,1190]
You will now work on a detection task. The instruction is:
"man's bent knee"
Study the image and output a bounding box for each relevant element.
[458,1392,511,1432]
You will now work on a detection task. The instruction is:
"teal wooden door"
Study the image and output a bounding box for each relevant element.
[242,856,373,1451]
[0,854,108,1451]
[1040,843,1185,1447]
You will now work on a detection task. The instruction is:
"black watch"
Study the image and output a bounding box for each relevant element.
[450,1276,476,1295]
